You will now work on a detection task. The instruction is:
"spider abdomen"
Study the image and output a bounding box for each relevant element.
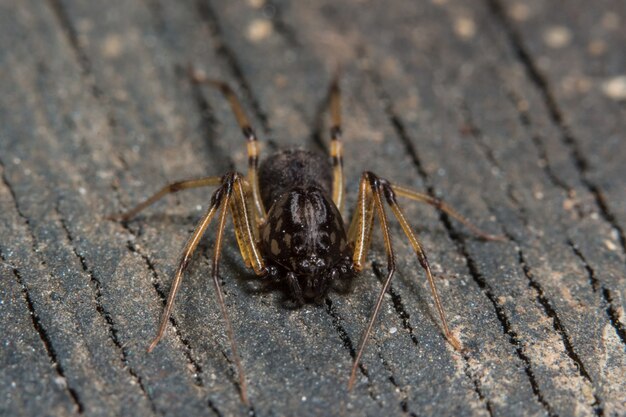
[258,149,333,209]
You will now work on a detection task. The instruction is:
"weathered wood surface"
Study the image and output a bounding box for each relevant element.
[1,1,625,416]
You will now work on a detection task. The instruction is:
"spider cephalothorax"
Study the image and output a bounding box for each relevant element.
[110,70,503,405]
[261,183,353,301]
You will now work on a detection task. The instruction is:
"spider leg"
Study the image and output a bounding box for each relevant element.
[147,193,219,354]
[229,174,266,274]
[382,181,462,352]
[210,181,250,405]
[285,271,305,305]
[190,68,267,222]
[347,172,397,390]
[347,170,375,271]
[328,73,345,213]
[107,176,222,221]
[346,172,462,391]
[147,172,266,406]
[391,184,505,241]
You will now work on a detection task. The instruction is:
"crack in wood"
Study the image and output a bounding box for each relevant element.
[460,73,618,414]
[501,89,575,199]
[196,0,272,134]
[0,242,84,414]
[0,159,84,413]
[459,97,604,416]
[123,235,206,388]
[9,264,85,414]
[458,88,609,415]
[55,203,159,415]
[456,101,532,225]
[602,288,626,348]
[459,230,557,417]
[516,240,607,416]
[324,298,382,406]
[516,248,603,415]
[0,159,41,259]
[207,399,226,417]
[376,351,411,415]
[569,241,626,346]
[568,241,601,294]
[456,86,602,415]
[461,351,496,417]
[46,0,103,99]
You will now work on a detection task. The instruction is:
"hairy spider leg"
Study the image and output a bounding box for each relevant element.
[346,172,463,391]
[107,176,223,221]
[146,172,266,406]
[191,69,267,222]
[328,73,345,213]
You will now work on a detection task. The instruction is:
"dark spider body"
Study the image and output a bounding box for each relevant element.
[111,71,503,405]
[259,149,352,301]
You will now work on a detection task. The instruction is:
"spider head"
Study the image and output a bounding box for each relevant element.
[261,186,352,299]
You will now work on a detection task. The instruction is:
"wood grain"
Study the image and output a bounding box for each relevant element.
[0,1,624,416]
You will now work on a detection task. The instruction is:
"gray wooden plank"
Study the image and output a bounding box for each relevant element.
[1,0,624,416]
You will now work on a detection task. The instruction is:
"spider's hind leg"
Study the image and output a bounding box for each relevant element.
[327,73,346,213]
[190,68,267,222]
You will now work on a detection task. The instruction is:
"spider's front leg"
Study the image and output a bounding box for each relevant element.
[144,172,265,406]
[346,171,504,390]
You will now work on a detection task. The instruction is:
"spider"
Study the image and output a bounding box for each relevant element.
[109,69,503,405]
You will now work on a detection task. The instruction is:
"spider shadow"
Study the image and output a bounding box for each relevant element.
[214,236,357,311]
